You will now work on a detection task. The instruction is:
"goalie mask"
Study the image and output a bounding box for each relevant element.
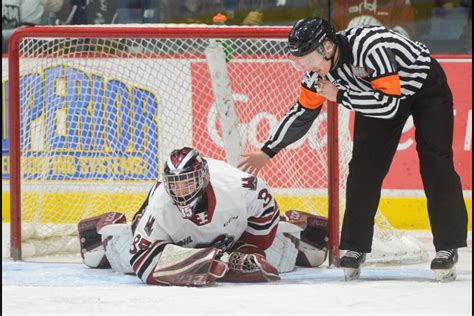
[163,147,210,218]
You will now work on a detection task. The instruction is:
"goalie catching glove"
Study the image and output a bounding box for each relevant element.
[218,251,280,283]
[218,241,280,282]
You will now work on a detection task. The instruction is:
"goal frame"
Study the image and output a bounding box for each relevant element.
[8,25,340,264]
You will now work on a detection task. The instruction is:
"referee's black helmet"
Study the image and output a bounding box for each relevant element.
[288,17,337,57]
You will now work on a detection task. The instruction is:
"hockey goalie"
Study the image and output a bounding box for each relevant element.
[78,147,328,286]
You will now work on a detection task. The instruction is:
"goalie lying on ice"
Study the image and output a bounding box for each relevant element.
[77,147,328,286]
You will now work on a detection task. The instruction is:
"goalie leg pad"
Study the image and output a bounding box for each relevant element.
[100,223,134,274]
[152,244,228,286]
[283,210,329,267]
[78,212,127,269]
[78,215,110,269]
[265,231,299,273]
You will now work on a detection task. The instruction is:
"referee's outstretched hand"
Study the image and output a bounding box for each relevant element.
[237,150,271,176]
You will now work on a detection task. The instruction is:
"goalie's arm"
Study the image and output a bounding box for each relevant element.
[239,178,280,251]
[129,229,171,285]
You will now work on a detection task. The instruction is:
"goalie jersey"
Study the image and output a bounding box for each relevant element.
[129,159,280,284]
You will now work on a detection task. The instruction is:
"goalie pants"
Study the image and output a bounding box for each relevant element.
[340,58,468,253]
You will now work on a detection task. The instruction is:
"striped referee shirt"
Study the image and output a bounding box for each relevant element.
[262,25,432,158]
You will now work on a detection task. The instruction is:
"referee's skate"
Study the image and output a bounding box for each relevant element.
[431,249,458,282]
[340,251,366,281]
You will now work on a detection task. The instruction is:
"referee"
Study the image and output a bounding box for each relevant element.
[238,17,468,281]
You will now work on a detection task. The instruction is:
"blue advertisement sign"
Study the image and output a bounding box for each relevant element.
[2,65,160,180]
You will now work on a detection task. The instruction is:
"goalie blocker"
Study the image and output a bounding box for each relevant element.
[77,210,328,285]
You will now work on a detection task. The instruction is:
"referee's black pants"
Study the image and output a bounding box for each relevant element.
[340,58,468,253]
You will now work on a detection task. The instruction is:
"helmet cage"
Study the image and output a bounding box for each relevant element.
[164,166,208,207]
[163,148,210,218]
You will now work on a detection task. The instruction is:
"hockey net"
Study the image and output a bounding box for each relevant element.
[6,25,427,264]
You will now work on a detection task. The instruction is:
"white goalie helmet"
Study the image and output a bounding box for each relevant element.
[163,147,210,218]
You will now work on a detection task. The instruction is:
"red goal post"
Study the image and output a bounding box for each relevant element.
[7,25,422,265]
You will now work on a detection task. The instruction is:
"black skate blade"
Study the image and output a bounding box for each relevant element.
[433,266,457,282]
[343,267,361,281]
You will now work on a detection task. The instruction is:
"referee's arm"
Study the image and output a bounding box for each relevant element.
[262,84,324,157]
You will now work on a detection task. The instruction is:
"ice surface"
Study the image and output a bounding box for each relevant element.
[2,225,472,315]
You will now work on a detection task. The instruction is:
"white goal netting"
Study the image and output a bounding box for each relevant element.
[4,25,427,264]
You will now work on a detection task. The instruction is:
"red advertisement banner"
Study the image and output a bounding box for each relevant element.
[191,59,472,191]
[384,59,472,190]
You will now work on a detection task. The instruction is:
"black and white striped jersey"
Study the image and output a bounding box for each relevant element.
[262,25,431,158]
[333,25,431,118]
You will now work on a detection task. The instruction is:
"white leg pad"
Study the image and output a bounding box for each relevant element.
[98,224,134,274]
[265,222,302,273]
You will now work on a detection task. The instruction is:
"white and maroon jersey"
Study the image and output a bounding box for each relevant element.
[129,159,280,284]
